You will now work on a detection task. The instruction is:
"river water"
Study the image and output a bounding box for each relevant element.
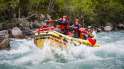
[0,31,124,69]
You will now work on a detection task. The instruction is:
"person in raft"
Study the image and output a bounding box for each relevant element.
[79,27,88,40]
[57,16,70,35]
[87,28,97,46]
[72,17,81,38]
[79,26,97,46]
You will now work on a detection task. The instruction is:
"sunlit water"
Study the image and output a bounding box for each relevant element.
[0,31,124,69]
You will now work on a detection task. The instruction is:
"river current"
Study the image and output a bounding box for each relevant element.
[0,31,124,69]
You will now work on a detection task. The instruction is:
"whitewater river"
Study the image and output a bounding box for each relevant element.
[0,31,124,69]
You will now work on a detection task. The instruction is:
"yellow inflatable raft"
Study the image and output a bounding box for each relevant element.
[34,31,100,48]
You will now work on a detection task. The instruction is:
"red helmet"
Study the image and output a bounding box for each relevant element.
[87,38,96,46]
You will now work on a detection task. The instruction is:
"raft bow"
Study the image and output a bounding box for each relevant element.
[34,31,100,48]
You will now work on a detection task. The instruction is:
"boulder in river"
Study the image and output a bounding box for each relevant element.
[11,27,25,39]
[0,30,10,50]
[104,25,113,31]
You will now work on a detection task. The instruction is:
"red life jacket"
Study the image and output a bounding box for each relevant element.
[60,18,67,30]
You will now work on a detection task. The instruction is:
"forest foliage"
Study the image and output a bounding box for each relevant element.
[0,0,124,26]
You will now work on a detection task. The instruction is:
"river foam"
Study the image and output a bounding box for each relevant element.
[0,31,124,69]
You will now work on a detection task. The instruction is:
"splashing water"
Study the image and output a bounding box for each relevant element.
[0,31,124,69]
